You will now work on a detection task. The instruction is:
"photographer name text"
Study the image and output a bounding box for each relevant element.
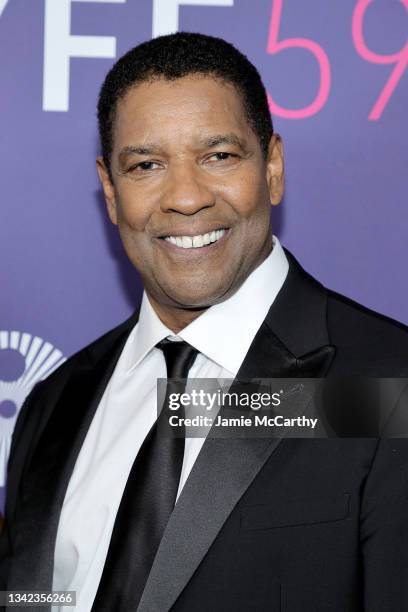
[168,415,318,429]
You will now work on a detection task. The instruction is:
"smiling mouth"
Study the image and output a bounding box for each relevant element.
[160,228,228,249]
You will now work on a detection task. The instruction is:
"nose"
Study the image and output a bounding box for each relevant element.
[160,161,215,215]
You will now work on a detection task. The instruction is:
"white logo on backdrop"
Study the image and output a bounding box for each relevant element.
[41,0,234,111]
[0,330,66,488]
[1,0,234,112]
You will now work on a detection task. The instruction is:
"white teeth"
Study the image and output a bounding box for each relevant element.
[164,229,226,249]
[182,236,193,248]
[192,235,204,247]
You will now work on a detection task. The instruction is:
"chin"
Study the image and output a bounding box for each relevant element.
[167,283,230,309]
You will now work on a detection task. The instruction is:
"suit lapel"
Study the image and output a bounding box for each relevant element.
[137,436,281,612]
[7,316,138,595]
[137,254,336,612]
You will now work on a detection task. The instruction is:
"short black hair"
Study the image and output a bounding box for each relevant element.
[97,31,273,179]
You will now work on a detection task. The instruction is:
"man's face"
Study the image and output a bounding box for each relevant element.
[97,75,284,310]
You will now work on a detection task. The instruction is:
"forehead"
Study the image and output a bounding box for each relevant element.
[112,75,254,151]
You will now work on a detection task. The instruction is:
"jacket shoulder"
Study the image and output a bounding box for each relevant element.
[9,311,139,468]
[327,290,408,375]
[40,309,139,388]
[5,311,139,526]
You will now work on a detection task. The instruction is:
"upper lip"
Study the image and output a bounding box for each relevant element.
[156,226,229,238]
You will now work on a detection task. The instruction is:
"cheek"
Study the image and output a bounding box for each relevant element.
[115,192,151,231]
[116,223,155,274]
[230,193,271,227]
[222,173,270,218]
[114,197,153,259]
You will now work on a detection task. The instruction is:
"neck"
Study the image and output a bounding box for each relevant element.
[147,294,209,334]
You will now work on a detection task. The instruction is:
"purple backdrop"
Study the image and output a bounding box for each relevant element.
[1,0,407,509]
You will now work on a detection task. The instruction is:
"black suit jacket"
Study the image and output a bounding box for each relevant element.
[1,250,408,611]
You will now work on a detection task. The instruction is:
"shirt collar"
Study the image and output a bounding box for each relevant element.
[125,236,288,376]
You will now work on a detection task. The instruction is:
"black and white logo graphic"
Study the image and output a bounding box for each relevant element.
[0,330,66,489]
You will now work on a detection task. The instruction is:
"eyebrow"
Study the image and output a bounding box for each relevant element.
[119,144,161,156]
[118,133,248,159]
[197,133,248,150]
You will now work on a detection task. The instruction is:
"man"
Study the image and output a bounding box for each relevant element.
[1,31,408,612]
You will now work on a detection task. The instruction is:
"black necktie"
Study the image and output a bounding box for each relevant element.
[91,339,198,611]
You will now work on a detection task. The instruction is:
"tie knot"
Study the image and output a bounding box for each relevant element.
[156,339,199,379]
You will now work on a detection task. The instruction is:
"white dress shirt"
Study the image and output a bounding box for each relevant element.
[52,236,288,612]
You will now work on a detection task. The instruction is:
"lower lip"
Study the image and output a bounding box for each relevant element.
[156,229,230,255]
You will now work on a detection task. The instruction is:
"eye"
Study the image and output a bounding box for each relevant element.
[129,161,162,172]
[207,152,236,162]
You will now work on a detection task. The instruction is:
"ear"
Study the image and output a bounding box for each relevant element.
[266,134,285,206]
[96,156,118,225]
